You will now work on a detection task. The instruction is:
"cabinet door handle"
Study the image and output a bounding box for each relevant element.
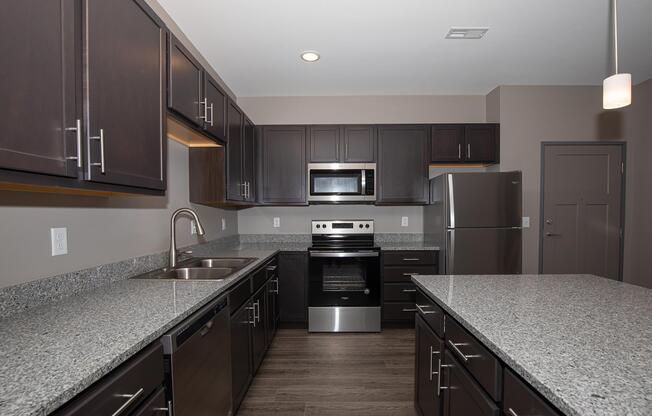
[271,278,279,294]
[416,304,437,315]
[199,98,208,121]
[402,272,419,276]
[467,143,471,159]
[458,144,461,160]
[246,305,256,327]
[65,119,83,168]
[428,346,441,381]
[153,400,173,416]
[438,361,452,396]
[402,258,420,262]
[112,387,144,416]
[507,409,519,416]
[89,128,105,173]
[448,340,481,362]
[208,103,214,126]
[402,289,416,293]
[402,308,418,312]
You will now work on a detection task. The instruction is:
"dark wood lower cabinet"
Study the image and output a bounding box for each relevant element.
[266,271,280,341]
[442,350,500,416]
[415,314,444,416]
[504,369,561,416]
[230,300,253,411]
[278,252,308,324]
[251,286,268,373]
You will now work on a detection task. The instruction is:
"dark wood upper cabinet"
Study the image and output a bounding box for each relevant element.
[242,117,256,203]
[0,0,79,178]
[307,125,376,163]
[465,125,498,163]
[203,74,227,141]
[431,125,465,162]
[168,35,202,126]
[84,0,166,190]
[260,126,307,205]
[377,125,429,205]
[309,125,340,162]
[189,147,225,207]
[341,125,376,162]
[431,124,499,164]
[226,99,244,201]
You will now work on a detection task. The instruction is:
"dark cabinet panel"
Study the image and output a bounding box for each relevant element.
[251,286,268,373]
[168,35,202,126]
[309,125,340,162]
[231,301,253,411]
[203,74,227,141]
[504,369,561,416]
[465,125,498,163]
[226,99,244,201]
[415,290,444,338]
[266,264,280,342]
[261,126,307,204]
[341,125,376,162]
[85,0,166,190]
[0,0,79,178]
[431,125,464,162]
[377,125,429,204]
[442,350,500,416]
[278,252,308,323]
[383,251,438,266]
[415,314,443,416]
[242,117,256,203]
[189,147,225,207]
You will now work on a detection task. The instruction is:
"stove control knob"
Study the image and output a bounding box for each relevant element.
[365,224,370,228]
[359,224,363,228]
[316,224,321,228]
[364,288,370,295]
[322,223,327,228]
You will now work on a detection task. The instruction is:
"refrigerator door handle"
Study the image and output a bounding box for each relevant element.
[447,175,456,228]
[447,229,455,274]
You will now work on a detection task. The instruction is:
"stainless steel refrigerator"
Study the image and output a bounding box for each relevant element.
[424,172,522,274]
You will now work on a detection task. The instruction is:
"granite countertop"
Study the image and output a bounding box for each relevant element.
[375,241,440,251]
[0,248,278,416]
[412,274,652,416]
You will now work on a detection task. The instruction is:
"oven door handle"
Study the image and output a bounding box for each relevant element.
[309,251,380,258]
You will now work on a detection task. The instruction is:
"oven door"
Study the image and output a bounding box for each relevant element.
[308,250,381,307]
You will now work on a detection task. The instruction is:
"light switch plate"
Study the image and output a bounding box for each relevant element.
[401,216,409,227]
[51,227,68,256]
[273,217,280,228]
[522,217,530,228]
[221,218,226,231]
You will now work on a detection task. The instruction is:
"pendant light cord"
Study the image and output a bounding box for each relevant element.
[613,0,619,74]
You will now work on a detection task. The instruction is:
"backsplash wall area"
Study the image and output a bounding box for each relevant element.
[0,140,238,289]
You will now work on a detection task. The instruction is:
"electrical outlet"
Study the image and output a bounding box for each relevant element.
[273,217,280,228]
[221,218,226,231]
[51,227,68,256]
[401,216,409,227]
[190,220,197,235]
[522,217,530,228]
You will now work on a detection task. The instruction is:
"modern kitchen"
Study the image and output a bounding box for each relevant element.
[1,1,651,416]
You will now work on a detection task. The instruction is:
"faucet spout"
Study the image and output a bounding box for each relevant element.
[169,208,206,269]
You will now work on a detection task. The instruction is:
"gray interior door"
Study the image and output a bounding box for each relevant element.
[541,144,624,280]
[447,228,522,274]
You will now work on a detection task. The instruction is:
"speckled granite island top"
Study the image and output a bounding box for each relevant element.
[0,248,278,416]
[412,274,652,416]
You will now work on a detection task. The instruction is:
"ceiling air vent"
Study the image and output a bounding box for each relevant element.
[445,27,489,39]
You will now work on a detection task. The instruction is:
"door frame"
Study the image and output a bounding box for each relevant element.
[538,141,627,280]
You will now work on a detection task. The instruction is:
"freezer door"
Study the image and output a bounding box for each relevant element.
[446,172,522,228]
[446,228,522,274]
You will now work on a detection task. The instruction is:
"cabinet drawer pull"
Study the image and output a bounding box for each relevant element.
[458,144,461,160]
[208,102,214,126]
[153,400,173,416]
[402,272,419,276]
[112,387,144,416]
[65,119,83,168]
[199,98,208,120]
[507,409,519,416]
[89,128,105,173]
[438,362,453,396]
[467,143,471,159]
[402,289,417,293]
[402,258,420,261]
[402,308,418,312]
[245,305,256,327]
[416,304,437,315]
[448,340,481,362]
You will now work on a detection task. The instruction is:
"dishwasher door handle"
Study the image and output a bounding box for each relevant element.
[199,320,214,337]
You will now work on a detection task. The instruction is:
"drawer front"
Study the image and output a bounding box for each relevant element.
[383,283,417,302]
[383,266,437,283]
[229,276,252,314]
[383,302,417,322]
[383,250,437,266]
[445,317,502,401]
[415,289,444,338]
[443,350,500,416]
[504,369,561,416]
[54,343,164,416]
[252,267,268,293]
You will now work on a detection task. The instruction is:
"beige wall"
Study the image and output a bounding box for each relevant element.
[488,82,650,287]
[0,140,238,289]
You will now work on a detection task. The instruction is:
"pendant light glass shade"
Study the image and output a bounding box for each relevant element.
[603,73,632,109]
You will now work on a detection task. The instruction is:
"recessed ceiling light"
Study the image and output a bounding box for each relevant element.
[445,27,489,40]
[301,51,320,62]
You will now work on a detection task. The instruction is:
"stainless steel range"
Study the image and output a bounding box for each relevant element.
[308,220,381,332]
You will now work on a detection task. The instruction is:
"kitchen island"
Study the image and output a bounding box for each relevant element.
[411,274,652,416]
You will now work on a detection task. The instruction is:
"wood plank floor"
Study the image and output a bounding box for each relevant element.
[237,327,417,416]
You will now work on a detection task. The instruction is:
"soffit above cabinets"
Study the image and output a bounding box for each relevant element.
[157,0,652,97]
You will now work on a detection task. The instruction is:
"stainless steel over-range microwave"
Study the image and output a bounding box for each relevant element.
[308,163,376,203]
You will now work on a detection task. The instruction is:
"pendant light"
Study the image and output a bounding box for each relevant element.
[603,0,631,109]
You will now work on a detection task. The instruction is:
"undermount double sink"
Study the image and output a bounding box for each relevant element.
[135,257,257,281]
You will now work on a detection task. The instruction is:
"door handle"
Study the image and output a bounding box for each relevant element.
[199,98,208,121]
[208,103,214,126]
[112,388,144,416]
[416,304,437,315]
[448,340,481,362]
[65,119,82,168]
[89,128,105,174]
[467,143,471,159]
[545,232,561,237]
[457,144,461,160]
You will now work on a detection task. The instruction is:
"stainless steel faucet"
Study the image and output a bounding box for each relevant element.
[169,208,206,269]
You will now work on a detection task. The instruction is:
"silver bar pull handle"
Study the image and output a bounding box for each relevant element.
[403,272,419,276]
[438,362,452,396]
[199,98,208,120]
[402,258,420,261]
[416,304,437,315]
[429,346,441,381]
[507,409,519,416]
[402,308,418,312]
[467,143,471,159]
[208,102,214,126]
[429,346,434,381]
[448,339,481,362]
[153,400,174,416]
[246,305,256,327]
[89,128,105,173]
[65,119,82,167]
[112,387,144,416]
[458,144,461,159]
[402,289,417,293]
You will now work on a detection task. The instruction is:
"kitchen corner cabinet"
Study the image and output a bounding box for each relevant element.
[260,126,307,205]
[377,125,429,204]
[0,0,167,194]
[431,124,499,164]
[308,125,376,163]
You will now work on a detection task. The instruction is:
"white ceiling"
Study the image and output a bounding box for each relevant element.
[157,0,652,97]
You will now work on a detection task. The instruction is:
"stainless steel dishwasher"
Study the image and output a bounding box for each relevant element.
[161,295,232,416]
